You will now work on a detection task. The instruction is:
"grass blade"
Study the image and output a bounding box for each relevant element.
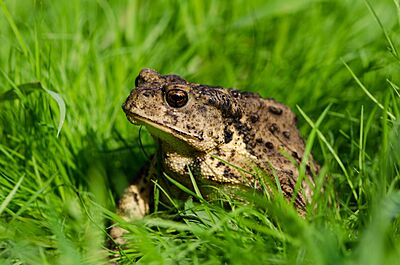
[359,105,364,172]
[293,104,332,204]
[343,60,396,121]
[0,82,42,102]
[0,174,25,216]
[187,166,203,199]
[298,107,358,201]
[163,173,203,201]
[0,0,29,56]
[395,0,400,27]
[364,0,399,59]
[387,79,400,99]
[152,179,179,209]
[43,88,66,137]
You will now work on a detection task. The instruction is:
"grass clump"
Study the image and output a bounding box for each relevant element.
[1,0,400,264]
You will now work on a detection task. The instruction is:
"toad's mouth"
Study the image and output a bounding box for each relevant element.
[125,112,204,145]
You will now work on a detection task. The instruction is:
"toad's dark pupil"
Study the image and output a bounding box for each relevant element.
[166,89,188,108]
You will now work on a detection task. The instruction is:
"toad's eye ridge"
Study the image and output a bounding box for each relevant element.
[166,89,188,108]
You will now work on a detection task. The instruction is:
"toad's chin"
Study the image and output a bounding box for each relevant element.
[125,112,216,153]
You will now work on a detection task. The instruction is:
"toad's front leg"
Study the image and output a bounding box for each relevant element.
[109,174,152,245]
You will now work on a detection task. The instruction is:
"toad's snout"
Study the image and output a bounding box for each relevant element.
[122,91,139,114]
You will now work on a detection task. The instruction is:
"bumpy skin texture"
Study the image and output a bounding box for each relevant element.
[111,69,318,243]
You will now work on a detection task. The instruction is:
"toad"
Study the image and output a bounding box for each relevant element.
[110,69,318,242]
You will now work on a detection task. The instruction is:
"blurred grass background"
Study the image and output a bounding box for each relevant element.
[0,0,400,264]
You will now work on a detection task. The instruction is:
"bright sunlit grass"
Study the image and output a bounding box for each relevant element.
[1,0,400,264]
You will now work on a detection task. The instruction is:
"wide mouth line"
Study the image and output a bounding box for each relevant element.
[126,112,202,141]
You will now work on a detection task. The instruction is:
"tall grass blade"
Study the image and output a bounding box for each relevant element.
[359,105,364,172]
[43,88,66,137]
[298,107,358,201]
[163,173,203,201]
[0,0,29,56]
[187,166,203,199]
[294,104,332,204]
[343,60,396,121]
[364,0,399,59]
[387,79,400,98]
[0,174,25,216]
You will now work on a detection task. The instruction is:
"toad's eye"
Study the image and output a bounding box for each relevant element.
[166,89,188,108]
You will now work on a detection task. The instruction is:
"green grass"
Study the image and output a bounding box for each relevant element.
[1,0,400,264]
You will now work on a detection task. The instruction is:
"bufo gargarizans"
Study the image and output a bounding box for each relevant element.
[111,69,317,242]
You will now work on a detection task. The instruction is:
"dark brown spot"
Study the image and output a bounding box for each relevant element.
[236,123,244,131]
[268,106,283,115]
[256,138,263,144]
[224,127,233,143]
[223,168,239,179]
[208,98,216,105]
[306,164,312,176]
[133,193,139,203]
[188,159,202,176]
[283,131,290,139]
[269,123,279,133]
[243,133,253,144]
[230,90,241,98]
[196,130,204,140]
[197,105,207,113]
[292,151,300,160]
[216,161,224,168]
[241,91,256,98]
[250,113,259,123]
[265,142,274,149]
[283,169,294,177]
